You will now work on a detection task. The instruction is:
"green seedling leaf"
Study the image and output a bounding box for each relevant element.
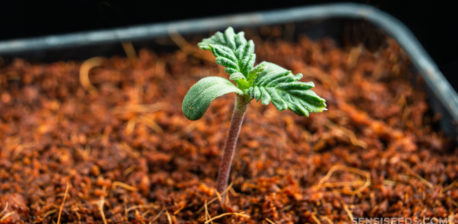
[246,62,326,116]
[198,27,255,79]
[229,72,250,89]
[184,27,326,120]
[182,76,243,120]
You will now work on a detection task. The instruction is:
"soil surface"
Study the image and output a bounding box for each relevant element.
[0,30,456,223]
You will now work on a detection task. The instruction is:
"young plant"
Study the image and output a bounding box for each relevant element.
[182,27,326,195]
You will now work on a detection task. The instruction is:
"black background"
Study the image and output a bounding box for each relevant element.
[1,1,456,88]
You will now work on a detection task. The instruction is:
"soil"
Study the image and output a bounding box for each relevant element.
[0,30,456,223]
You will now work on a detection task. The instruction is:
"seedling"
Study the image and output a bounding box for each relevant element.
[182,27,326,195]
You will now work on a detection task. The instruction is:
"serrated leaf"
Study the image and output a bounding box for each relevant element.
[198,27,255,80]
[182,76,243,120]
[247,62,326,116]
[229,72,245,81]
[247,63,265,83]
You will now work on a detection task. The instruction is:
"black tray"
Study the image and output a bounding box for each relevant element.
[0,3,456,138]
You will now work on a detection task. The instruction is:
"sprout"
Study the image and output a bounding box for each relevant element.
[182,27,326,198]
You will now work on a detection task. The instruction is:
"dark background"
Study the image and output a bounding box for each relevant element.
[0,1,456,88]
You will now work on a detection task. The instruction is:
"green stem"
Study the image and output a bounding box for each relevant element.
[216,94,248,197]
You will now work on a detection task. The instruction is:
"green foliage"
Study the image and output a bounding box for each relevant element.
[182,76,242,120]
[198,27,255,77]
[247,62,326,116]
[182,27,326,119]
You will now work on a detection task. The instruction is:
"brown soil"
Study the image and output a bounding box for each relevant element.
[0,31,456,223]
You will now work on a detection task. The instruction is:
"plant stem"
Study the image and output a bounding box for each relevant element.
[216,94,248,197]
